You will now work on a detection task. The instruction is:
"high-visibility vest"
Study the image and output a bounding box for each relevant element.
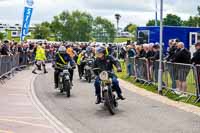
[77,53,83,65]
[56,53,67,67]
[35,46,46,61]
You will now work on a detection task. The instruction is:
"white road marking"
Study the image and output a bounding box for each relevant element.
[29,75,74,133]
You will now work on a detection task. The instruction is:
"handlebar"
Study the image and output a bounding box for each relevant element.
[92,68,115,75]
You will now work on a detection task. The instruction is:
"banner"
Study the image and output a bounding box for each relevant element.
[20,0,34,41]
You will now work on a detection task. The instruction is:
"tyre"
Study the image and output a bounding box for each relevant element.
[64,80,71,97]
[103,90,115,115]
[87,71,92,83]
[79,73,82,79]
[88,76,91,83]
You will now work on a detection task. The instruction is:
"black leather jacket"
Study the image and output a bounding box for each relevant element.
[192,49,200,64]
[93,55,121,75]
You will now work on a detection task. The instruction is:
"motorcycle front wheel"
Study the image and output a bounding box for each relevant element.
[63,80,71,97]
[103,90,116,115]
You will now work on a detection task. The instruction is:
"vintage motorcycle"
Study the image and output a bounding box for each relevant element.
[58,65,72,97]
[94,68,118,115]
[84,58,95,83]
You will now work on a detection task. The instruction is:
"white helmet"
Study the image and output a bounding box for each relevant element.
[58,46,66,53]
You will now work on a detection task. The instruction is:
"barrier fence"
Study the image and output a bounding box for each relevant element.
[126,57,200,103]
[0,53,32,79]
[0,51,54,80]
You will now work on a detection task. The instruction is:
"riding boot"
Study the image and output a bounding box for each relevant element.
[43,66,48,74]
[95,95,101,104]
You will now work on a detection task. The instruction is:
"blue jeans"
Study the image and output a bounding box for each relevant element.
[94,76,122,97]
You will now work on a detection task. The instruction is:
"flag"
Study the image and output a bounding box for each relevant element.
[20,0,34,41]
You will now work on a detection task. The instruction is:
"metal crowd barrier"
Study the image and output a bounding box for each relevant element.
[127,57,200,103]
[0,51,54,79]
[163,62,198,102]
[0,54,29,79]
[134,58,151,84]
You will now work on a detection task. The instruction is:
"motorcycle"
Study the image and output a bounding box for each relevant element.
[58,65,72,97]
[94,68,118,115]
[84,58,94,83]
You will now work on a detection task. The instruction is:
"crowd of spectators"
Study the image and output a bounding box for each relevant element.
[1,39,200,98]
[123,39,200,98]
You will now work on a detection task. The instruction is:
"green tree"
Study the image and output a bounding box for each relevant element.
[51,10,93,41]
[163,14,182,26]
[33,22,51,39]
[146,14,182,26]
[124,23,137,34]
[146,20,160,26]
[183,16,200,27]
[183,6,200,27]
[0,32,4,40]
[92,16,116,43]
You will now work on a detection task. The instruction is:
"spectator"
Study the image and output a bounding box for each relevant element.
[143,44,154,59]
[149,45,160,82]
[126,44,136,76]
[10,42,18,55]
[166,39,177,91]
[172,42,191,97]
[0,41,2,55]
[1,40,10,55]
[119,46,126,60]
[191,42,200,101]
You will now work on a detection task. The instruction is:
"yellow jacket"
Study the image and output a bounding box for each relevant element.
[35,46,47,61]
[77,53,83,65]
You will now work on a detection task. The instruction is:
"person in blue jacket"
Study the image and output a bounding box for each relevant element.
[54,46,75,89]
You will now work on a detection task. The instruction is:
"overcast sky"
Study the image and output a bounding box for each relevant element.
[0,0,199,28]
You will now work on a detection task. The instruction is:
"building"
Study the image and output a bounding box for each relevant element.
[0,23,35,38]
[117,31,133,38]
[137,26,200,54]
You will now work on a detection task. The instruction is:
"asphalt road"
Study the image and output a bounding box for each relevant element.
[34,68,200,133]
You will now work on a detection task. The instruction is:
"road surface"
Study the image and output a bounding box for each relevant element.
[34,68,200,133]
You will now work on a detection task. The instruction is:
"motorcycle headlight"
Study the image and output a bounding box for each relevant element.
[99,71,109,81]
[63,70,69,73]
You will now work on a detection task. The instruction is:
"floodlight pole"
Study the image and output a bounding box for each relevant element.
[158,0,163,94]
[155,0,158,26]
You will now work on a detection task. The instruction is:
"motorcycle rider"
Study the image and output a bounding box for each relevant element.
[66,44,76,85]
[85,46,95,58]
[94,46,125,104]
[54,46,75,90]
[77,50,86,78]
[77,48,94,79]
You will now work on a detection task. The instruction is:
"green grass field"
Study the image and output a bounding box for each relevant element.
[116,61,200,107]
[114,37,133,43]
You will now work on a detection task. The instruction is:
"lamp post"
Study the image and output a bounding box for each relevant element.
[155,0,158,26]
[115,14,121,32]
[115,13,121,60]
[158,0,163,95]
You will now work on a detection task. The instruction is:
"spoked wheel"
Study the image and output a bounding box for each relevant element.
[64,81,71,97]
[104,90,116,115]
[88,76,91,83]
[87,71,92,83]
